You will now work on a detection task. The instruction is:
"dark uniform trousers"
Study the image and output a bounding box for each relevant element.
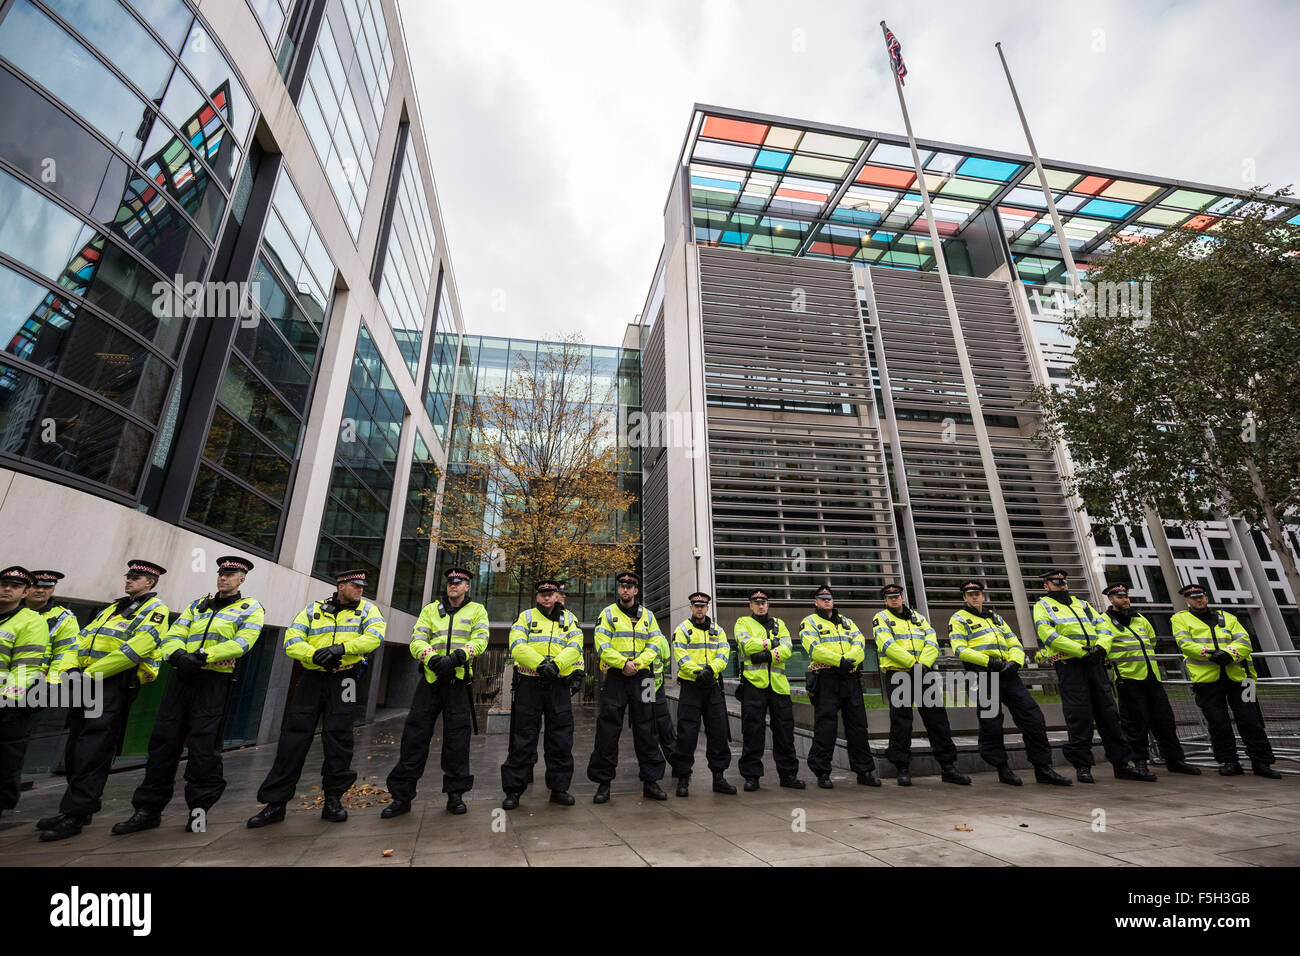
[653,684,676,754]
[1193,672,1274,765]
[668,678,731,778]
[738,682,798,780]
[806,670,876,776]
[586,670,665,784]
[59,671,138,816]
[884,668,958,767]
[258,666,359,804]
[500,675,574,793]
[0,707,34,810]
[1116,673,1187,763]
[976,669,1053,768]
[1054,658,1132,769]
[387,675,474,800]
[132,669,232,813]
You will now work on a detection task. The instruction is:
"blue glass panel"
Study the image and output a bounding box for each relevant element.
[1079,198,1139,219]
[958,156,1022,181]
[754,149,792,171]
[719,230,746,245]
[690,175,740,192]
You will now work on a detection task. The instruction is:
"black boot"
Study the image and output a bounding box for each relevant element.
[857,770,881,787]
[941,764,972,786]
[501,792,520,810]
[36,812,90,831]
[1033,765,1072,786]
[549,790,575,805]
[446,793,467,814]
[817,774,834,789]
[321,794,348,822]
[894,764,912,787]
[743,777,760,792]
[1219,760,1245,776]
[39,815,85,842]
[112,809,162,835]
[1115,762,1157,782]
[381,799,411,818]
[1166,761,1202,775]
[675,776,690,798]
[712,771,737,795]
[593,782,611,804]
[1075,767,1095,784]
[1252,762,1283,779]
[246,803,286,828]
[779,776,806,789]
[642,781,668,801]
[996,764,1023,786]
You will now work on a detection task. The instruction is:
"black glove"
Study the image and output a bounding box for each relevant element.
[313,645,345,669]
[537,660,560,681]
[424,654,444,674]
[1003,661,1020,676]
[837,657,854,676]
[433,656,457,679]
[1210,650,1235,666]
[986,658,1005,672]
[449,649,468,668]
[696,665,714,685]
[1084,646,1106,664]
[169,651,201,674]
[567,670,585,695]
[750,649,772,664]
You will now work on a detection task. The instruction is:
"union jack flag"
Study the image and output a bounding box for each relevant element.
[885,27,907,85]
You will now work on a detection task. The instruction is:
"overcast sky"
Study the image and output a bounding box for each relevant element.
[399,0,1300,346]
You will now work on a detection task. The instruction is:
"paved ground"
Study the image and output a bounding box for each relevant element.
[3,706,1298,866]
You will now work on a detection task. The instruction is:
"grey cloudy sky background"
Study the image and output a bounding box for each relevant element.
[399,0,1300,346]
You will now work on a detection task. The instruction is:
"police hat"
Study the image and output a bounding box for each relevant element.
[127,559,167,578]
[535,579,560,593]
[336,568,367,584]
[1102,583,1129,597]
[813,584,833,598]
[616,571,641,586]
[880,584,905,598]
[444,567,472,583]
[748,588,770,602]
[0,566,33,586]
[959,580,985,595]
[1040,568,1069,582]
[216,555,255,574]
[1178,583,1207,597]
[30,570,65,587]
[688,591,711,605]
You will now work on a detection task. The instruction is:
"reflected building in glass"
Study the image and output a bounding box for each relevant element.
[0,0,471,759]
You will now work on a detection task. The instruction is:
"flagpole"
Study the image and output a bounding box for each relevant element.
[995,40,1187,611]
[879,21,1033,639]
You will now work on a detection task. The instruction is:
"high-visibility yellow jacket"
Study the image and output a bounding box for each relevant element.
[0,606,51,701]
[734,615,793,694]
[1171,608,1253,684]
[284,597,384,673]
[66,594,170,684]
[652,633,670,691]
[1033,594,1112,660]
[509,606,582,677]
[873,608,940,671]
[948,607,1026,667]
[672,617,729,683]
[1104,610,1163,681]
[594,603,662,673]
[159,593,265,674]
[410,599,489,683]
[800,611,866,671]
[34,603,79,685]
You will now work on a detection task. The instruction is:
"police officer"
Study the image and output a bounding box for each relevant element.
[501,579,581,809]
[0,567,50,817]
[1171,583,1279,778]
[874,584,970,786]
[668,592,736,797]
[586,571,668,803]
[113,556,265,835]
[734,588,803,790]
[39,559,170,842]
[248,569,385,827]
[949,581,1070,786]
[384,567,489,818]
[1103,583,1200,777]
[800,584,880,789]
[24,571,79,685]
[1032,569,1153,783]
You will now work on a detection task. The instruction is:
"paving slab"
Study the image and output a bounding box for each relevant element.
[622,831,766,866]
[773,850,889,867]
[960,831,1127,866]
[868,841,1011,866]
[527,844,648,867]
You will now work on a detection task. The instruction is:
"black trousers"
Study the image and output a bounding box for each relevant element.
[1116,673,1186,762]
[976,669,1053,768]
[654,684,676,753]
[131,670,232,813]
[387,676,474,800]
[1054,658,1132,769]
[0,707,33,811]
[258,667,358,804]
[586,670,665,784]
[501,675,573,793]
[883,668,959,767]
[738,681,798,780]
[1193,673,1274,765]
[806,670,875,776]
[668,679,731,777]
[59,671,137,816]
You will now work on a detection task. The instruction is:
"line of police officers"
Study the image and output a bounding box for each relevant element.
[0,557,1282,843]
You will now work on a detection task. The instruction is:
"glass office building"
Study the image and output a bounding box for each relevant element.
[0,0,470,759]
[639,105,1299,667]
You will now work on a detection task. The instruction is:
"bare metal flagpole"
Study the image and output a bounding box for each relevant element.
[879,21,1033,638]
[994,40,1186,611]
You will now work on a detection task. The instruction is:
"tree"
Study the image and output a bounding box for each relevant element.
[1030,188,1300,604]
[428,333,639,600]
